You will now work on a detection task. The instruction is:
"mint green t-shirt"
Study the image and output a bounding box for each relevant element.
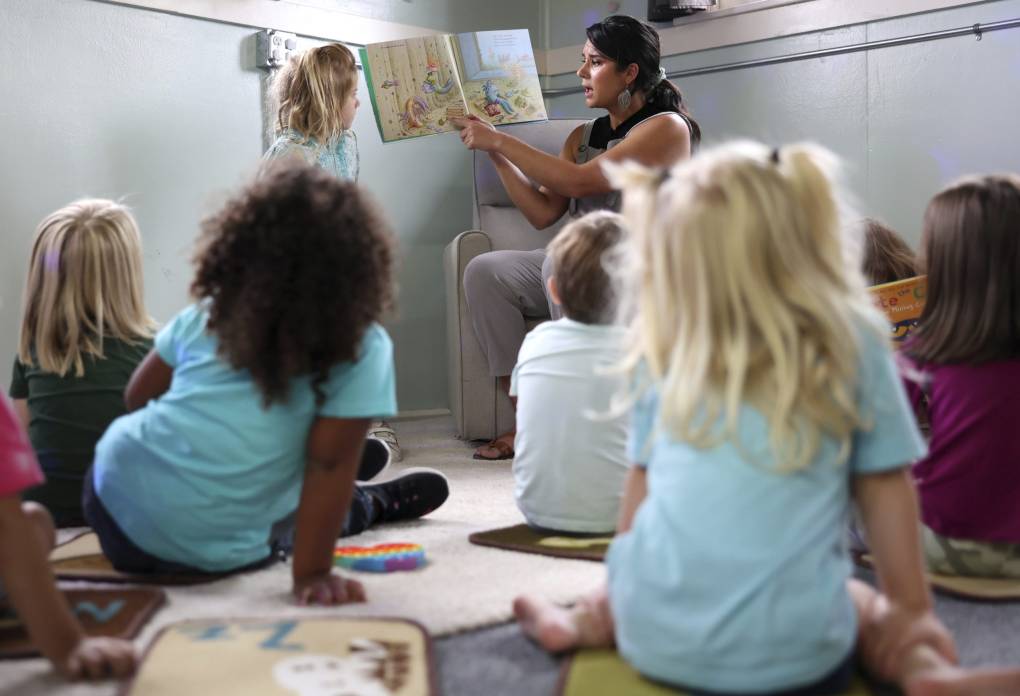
[9,338,151,525]
[93,303,396,572]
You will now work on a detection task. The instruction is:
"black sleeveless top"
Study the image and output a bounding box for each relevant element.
[570,103,696,217]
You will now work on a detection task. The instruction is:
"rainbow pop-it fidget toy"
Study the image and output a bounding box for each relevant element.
[333,542,426,573]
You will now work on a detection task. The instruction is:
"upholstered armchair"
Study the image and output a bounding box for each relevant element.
[444,119,586,440]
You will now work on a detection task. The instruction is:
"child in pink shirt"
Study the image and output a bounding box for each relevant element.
[0,394,135,679]
[905,174,1020,578]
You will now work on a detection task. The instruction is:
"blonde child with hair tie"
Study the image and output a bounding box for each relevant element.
[514,142,1020,695]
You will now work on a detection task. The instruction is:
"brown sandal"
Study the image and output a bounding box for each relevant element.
[473,438,515,461]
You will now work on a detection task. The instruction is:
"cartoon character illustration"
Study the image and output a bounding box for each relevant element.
[422,60,454,96]
[482,79,516,117]
[890,318,921,342]
[380,79,400,89]
[400,95,430,131]
[272,641,391,696]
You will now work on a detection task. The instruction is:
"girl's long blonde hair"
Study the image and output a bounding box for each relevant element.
[608,141,886,472]
[271,43,358,144]
[19,199,155,377]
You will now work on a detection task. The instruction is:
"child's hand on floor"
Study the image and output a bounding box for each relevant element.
[864,595,957,680]
[293,571,366,606]
[62,637,136,680]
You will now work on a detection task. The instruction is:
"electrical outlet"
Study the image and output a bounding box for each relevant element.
[256,29,299,69]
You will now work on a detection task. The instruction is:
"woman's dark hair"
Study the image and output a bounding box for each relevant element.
[586,14,701,145]
[907,174,1020,365]
[192,161,395,406]
[861,218,918,286]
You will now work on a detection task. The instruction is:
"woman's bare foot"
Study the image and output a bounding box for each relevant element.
[473,431,516,460]
[906,665,1020,696]
[513,595,580,652]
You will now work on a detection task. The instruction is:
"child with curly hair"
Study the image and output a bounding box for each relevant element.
[10,200,155,526]
[904,175,1020,579]
[514,143,1020,694]
[264,42,402,462]
[0,394,136,679]
[83,162,448,603]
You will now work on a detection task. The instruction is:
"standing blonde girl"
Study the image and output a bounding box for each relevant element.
[264,43,402,461]
[10,200,154,526]
[515,142,1020,695]
[265,43,361,181]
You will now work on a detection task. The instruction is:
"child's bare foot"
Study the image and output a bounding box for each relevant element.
[513,595,580,652]
[515,590,616,652]
[906,665,1020,696]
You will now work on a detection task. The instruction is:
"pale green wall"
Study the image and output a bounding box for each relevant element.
[333,0,544,41]
[544,0,1020,246]
[0,0,542,411]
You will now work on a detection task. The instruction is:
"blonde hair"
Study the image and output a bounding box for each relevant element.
[18,199,155,377]
[272,43,358,143]
[546,211,626,324]
[607,141,886,472]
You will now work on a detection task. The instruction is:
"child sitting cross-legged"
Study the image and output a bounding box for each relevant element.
[10,200,155,527]
[511,211,628,534]
[84,161,448,604]
[903,175,1020,579]
[514,143,1020,695]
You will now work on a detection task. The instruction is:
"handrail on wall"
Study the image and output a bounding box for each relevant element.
[541,16,1020,97]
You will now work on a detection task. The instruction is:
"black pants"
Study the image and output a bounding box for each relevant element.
[82,468,377,575]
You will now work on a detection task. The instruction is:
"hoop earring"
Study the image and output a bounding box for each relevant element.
[616,88,632,110]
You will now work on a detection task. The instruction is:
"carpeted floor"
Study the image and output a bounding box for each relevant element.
[3,416,1019,696]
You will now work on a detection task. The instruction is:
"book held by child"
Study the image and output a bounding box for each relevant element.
[360,29,547,143]
[868,275,927,343]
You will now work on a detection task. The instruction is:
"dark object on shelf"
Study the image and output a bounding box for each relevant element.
[648,0,717,23]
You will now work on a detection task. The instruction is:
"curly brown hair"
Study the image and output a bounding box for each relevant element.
[191,160,394,406]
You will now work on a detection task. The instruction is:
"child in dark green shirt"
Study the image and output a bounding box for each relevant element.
[10,200,155,526]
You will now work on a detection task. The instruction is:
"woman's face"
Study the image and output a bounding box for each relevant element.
[341,89,360,130]
[576,41,629,109]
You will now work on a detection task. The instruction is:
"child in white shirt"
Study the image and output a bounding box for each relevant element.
[510,211,628,534]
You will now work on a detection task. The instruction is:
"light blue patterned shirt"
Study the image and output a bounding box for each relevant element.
[263,127,360,182]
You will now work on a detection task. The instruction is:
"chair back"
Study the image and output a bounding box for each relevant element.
[473,118,587,250]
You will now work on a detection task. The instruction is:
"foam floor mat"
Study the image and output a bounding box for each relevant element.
[0,585,165,659]
[125,616,437,695]
[468,524,611,561]
[50,532,227,585]
[557,649,896,696]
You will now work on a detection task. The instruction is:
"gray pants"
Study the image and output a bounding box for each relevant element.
[463,249,562,377]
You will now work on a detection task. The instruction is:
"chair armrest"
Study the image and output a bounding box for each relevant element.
[444,231,497,439]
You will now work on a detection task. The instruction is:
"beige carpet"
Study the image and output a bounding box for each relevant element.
[5,417,604,695]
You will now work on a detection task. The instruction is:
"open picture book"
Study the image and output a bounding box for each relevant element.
[868,274,927,344]
[360,29,547,143]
